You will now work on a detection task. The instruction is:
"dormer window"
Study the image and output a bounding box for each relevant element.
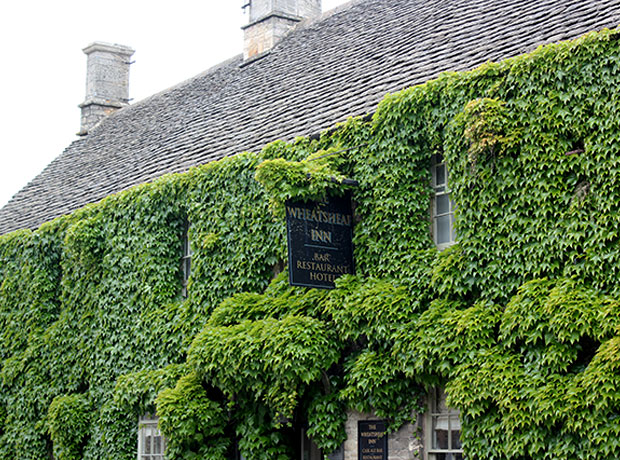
[181,222,192,298]
[431,154,455,249]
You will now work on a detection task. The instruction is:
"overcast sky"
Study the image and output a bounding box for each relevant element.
[0,0,350,209]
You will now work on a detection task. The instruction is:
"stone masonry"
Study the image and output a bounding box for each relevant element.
[243,0,322,59]
[243,15,301,59]
[340,410,422,460]
[79,42,134,135]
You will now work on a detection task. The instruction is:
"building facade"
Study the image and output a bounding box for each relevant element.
[1,1,620,459]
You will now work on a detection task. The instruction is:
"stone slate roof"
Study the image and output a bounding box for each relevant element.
[1,0,619,234]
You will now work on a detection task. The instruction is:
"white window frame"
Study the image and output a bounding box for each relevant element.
[425,388,463,460]
[138,415,166,460]
[181,221,192,298]
[431,154,456,250]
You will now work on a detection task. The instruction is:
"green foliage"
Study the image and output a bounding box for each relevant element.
[207,272,329,327]
[306,393,347,454]
[325,276,419,343]
[113,363,188,415]
[156,373,229,459]
[439,277,620,459]
[64,213,105,273]
[47,393,92,460]
[459,97,518,175]
[188,314,342,420]
[341,348,421,428]
[255,148,350,212]
[0,27,620,460]
[185,152,288,325]
[235,405,291,460]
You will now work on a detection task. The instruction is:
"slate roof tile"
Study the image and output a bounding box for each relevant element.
[0,0,619,234]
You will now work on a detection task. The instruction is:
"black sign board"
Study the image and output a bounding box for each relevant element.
[358,420,388,460]
[286,192,354,289]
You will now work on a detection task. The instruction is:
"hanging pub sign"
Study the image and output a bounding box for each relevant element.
[286,192,354,289]
[358,420,388,460]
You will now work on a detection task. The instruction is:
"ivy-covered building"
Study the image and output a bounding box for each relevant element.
[1,0,620,459]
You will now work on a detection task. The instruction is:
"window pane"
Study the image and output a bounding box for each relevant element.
[154,436,162,454]
[433,415,450,449]
[435,164,446,186]
[145,435,152,453]
[435,215,451,244]
[452,429,462,449]
[436,194,450,215]
[185,258,191,279]
[451,214,457,241]
[434,389,448,412]
[451,414,461,449]
[450,414,461,431]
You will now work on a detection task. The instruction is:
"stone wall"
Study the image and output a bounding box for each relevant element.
[79,42,134,134]
[338,410,422,460]
[244,0,322,60]
[243,15,300,59]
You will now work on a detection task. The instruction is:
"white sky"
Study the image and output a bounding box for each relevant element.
[0,0,350,209]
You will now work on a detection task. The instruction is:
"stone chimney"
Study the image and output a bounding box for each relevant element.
[242,0,322,60]
[79,42,135,135]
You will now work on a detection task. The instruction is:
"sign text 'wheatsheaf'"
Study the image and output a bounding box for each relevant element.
[286,193,354,289]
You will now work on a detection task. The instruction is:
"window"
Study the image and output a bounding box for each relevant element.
[431,154,456,249]
[426,388,463,460]
[181,222,192,298]
[138,416,166,460]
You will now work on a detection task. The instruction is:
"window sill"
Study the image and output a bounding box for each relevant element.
[435,241,455,251]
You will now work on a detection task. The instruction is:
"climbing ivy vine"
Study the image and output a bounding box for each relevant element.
[0,27,619,460]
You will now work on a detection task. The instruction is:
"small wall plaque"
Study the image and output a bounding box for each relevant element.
[358,420,388,460]
[286,192,354,289]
